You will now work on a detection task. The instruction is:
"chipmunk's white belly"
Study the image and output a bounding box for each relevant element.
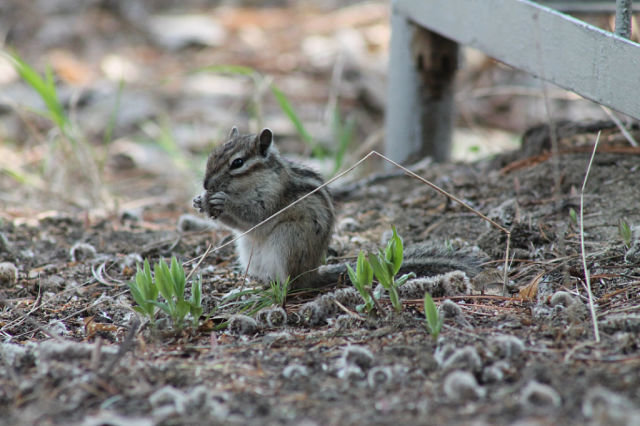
[235,233,287,283]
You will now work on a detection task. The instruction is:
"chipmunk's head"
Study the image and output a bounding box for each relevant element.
[201,127,281,194]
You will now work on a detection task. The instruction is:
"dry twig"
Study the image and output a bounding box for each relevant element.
[579,131,601,342]
[188,151,512,292]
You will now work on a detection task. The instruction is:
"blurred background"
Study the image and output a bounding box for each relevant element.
[0,0,631,215]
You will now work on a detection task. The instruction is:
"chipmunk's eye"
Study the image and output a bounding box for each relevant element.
[230,158,244,169]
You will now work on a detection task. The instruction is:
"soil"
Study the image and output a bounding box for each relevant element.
[2,2,640,426]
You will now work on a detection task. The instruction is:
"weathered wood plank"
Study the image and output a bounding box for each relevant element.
[396,0,640,119]
[535,1,640,13]
[385,10,424,165]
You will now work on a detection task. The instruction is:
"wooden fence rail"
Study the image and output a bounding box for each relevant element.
[385,0,640,163]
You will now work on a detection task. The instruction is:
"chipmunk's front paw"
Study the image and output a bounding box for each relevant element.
[208,191,229,219]
[193,193,204,213]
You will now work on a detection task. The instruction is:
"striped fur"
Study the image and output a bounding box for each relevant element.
[196,128,335,289]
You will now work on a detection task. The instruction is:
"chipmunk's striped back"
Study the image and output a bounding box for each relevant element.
[195,127,334,289]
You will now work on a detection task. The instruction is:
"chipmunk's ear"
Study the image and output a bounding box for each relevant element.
[228,126,239,140]
[258,128,273,157]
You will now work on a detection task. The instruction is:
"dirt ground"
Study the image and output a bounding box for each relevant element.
[2,2,640,425]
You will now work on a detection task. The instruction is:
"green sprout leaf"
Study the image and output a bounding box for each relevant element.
[128,257,203,331]
[569,208,578,226]
[424,292,442,340]
[346,263,359,289]
[143,260,158,300]
[356,251,373,285]
[5,51,69,132]
[269,85,321,157]
[368,252,392,289]
[170,256,186,299]
[128,283,149,314]
[189,276,203,327]
[149,300,172,317]
[154,261,175,306]
[128,259,158,323]
[330,105,356,175]
[386,225,404,276]
[395,272,416,287]
[347,251,375,313]
[268,276,290,308]
[619,218,632,249]
[366,226,411,313]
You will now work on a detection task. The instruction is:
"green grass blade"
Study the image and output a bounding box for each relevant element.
[190,276,202,308]
[143,260,158,300]
[149,300,172,316]
[170,256,186,300]
[128,281,148,308]
[1,167,29,184]
[154,261,175,306]
[331,106,355,175]
[269,84,322,157]
[6,52,68,131]
[193,64,257,76]
[368,252,392,289]
[346,264,358,287]
[424,292,441,338]
[102,79,124,147]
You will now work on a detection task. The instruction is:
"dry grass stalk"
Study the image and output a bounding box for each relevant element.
[580,131,601,342]
[191,150,512,290]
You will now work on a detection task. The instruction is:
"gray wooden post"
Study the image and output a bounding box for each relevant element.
[387,0,640,166]
[392,0,640,120]
[615,0,633,38]
[385,0,458,165]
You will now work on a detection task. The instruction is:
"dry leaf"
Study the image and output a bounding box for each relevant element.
[519,272,544,301]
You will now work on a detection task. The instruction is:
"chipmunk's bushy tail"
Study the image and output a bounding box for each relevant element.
[304,243,488,290]
[401,243,487,277]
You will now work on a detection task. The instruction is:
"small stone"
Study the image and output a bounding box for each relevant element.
[0,262,18,287]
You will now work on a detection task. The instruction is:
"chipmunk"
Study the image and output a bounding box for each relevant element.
[193,127,335,290]
[194,127,486,290]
